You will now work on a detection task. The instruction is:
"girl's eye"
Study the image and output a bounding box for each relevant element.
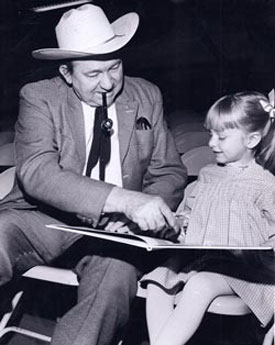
[218,136,226,141]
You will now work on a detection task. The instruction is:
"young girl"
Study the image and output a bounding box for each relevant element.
[141,91,275,345]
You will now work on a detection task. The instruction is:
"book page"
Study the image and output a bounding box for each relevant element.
[46,224,273,251]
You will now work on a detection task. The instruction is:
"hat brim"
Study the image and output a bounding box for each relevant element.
[32,12,139,60]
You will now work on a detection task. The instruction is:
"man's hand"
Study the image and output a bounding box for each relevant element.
[104,214,132,232]
[103,187,175,232]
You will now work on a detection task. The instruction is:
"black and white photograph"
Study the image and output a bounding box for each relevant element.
[0,0,274,344]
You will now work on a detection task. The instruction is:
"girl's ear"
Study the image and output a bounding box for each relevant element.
[246,132,262,149]
[59,65,72,85]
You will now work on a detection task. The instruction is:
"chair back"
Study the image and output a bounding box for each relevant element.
[181,146,216,176]
[0,167,16,200]
[175,131,210,155]
[0,143,15,166]
[0,132,15,146]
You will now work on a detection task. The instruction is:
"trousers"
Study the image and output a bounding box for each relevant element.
[0,208,139,345]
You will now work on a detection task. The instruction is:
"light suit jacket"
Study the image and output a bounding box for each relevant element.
[1,76,187,226]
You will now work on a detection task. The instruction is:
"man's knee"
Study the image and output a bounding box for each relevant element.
[0,210,43,285]
[77,255,138,302]
[107,258,138,299]
[0,213,21,283]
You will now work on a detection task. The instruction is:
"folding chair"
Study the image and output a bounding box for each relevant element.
[0,267,251,344]
[0,143,15,167]
[181,145,216,176]
[0,266,79,343]
[0,131,14,147]
[174,131,210,155]
[0,167,79,343]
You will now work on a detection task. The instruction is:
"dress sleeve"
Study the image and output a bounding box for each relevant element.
[257,187,275,239]
[259,188,275,220]
[176,180,197,214]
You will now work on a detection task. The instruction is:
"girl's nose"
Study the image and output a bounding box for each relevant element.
[208,135,216,148]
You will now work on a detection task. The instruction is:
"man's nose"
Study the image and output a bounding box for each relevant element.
[100,73,113,91]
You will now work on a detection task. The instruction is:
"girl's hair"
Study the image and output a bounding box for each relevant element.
[204,91,275,175]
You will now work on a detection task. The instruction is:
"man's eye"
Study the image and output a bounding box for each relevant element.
[87,73,99,78]
[110,64,120,71]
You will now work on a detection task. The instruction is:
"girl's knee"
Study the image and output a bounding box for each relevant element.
[185,272,226,298]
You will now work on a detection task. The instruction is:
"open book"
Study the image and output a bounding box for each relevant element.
[46,224,273,252]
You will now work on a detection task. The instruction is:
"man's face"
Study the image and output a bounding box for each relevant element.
[60,59,124,107]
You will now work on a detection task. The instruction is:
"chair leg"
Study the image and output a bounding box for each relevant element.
[0,290,23,333]
[0,289,52,343]
[0,326,51,342]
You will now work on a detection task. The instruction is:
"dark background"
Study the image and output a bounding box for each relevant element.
[1,0,275,130]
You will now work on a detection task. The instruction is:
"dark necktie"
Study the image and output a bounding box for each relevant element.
[85,96,112,180]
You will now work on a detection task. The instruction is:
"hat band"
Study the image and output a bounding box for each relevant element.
[92,33,125,46]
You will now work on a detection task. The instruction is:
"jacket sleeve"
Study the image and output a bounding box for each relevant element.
[15,82,113,226]
[140,84,188,211]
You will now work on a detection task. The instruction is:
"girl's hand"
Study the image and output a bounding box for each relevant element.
[261,236,275,252]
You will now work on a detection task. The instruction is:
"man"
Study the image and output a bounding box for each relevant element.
[0,4,187,345]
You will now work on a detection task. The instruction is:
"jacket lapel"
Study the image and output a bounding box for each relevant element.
[116,97,138,164]
[66,87,86,165]
[64,82,138,167]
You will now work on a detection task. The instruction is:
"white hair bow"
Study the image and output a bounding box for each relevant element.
[260,89,275,120]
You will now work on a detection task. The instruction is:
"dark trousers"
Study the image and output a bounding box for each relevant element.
[0,208,140,345]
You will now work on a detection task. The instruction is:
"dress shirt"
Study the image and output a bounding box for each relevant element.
[82,101,122,187]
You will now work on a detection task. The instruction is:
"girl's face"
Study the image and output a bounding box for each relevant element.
[208,127,254,166]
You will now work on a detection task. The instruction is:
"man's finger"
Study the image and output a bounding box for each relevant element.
[106,221,125,232]
[160,204,175,228]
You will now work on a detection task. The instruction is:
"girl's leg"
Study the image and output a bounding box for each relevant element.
[146,283,175,344]
[152,272,234,345]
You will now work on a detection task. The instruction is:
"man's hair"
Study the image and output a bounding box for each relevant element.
[59,52,123,74]
[65,60,73,73]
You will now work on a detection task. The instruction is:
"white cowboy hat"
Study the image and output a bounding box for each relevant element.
[32,4,139,60]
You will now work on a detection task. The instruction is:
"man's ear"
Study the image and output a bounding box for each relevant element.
[246,132,262,149]
[59,65,72,85]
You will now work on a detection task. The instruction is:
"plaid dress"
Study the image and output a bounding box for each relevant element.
[141,162,275,326]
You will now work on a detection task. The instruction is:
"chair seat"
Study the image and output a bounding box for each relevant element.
[0,167,16,200]
[24,267,251,317]
[207,295,251,315]
[23,265,79,286]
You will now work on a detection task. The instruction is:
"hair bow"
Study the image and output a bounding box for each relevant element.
[260,89,275,121]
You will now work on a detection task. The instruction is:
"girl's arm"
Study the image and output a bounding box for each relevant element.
[261,234,275,252]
